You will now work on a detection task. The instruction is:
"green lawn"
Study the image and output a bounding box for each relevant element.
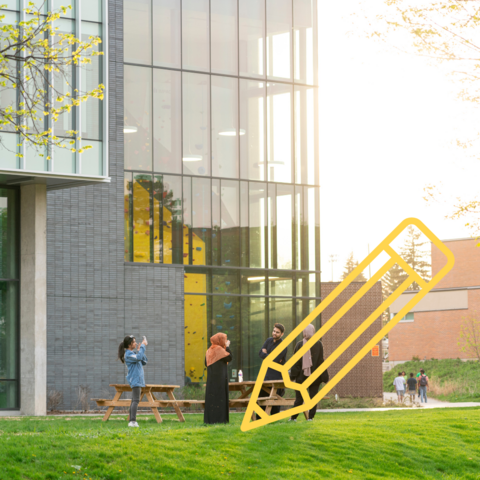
[384,359,480,402]
[1,409,480,480]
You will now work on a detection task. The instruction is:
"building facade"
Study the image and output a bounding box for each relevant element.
[41,0,321,411]
[389,238,480,365]
[0,0,110,413]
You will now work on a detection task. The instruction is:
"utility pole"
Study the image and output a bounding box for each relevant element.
[328,254,338,282]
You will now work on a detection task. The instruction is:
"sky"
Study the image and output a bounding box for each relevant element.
[318,0,480,281]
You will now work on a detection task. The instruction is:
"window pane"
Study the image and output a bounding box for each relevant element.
[192,177,211,266]
[276,184,293,269]
[267,82,292,183]
[81,0,102,22]
[241,296,266,381]
[0,133,19,169]
[212,269,239,294]
[0,189,18,280]
[212,179,221,265]
[182,0,209,72]
[239,0,265,78]
[133,174,153,263]
[267,183,275,268]
[182,73,210,176]
[184,267,211,293]
[241,270,265,295]
[183,176,192,264]
[211,0,238,75]
[81,140,103,176]
[249,182,266,268]
[305,186,318,271]
[240,181,248,267]
[212,76,239,179]
[269,271,293,297]
[53,145,75,174]
[124,66,152,171]
[266,0,292,81]
[162,175,183,264]
[0,282,18,387]
[124,0,152,65]
[240,80,265,181]
[153,175,163,262]
[0,381,18,409]
[81,22,102,141]
[124,173,133,262]
[221,180,240,267]
[294,185,302,270]
[185,294,210,383]
[153,69,182,174]
[295,85,317,185]
[153,0,181,68]
[294,0,317,85]
[269,298,294,343]
[212,296,241,380]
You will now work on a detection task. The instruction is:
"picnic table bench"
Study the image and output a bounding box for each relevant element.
[93,380,326,422]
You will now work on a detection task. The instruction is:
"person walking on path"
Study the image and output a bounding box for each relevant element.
[418,369,429,403]
[118,335,148,428]
[257,323,287,418]
[289,324,329,422]
[406,373,417,402]
[393,372,405,402]
[204,332,232,424]
[416,369,427,398]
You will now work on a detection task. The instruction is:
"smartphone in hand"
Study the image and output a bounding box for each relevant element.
[142,335,148,346]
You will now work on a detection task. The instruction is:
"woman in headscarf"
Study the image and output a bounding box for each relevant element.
[289,324,329,421]
[204,332,232,424]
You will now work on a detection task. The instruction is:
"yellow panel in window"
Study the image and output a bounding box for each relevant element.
[185,295,208,383]
[133,178,151,262]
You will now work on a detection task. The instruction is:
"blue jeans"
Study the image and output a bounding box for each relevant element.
[419,386,427,403]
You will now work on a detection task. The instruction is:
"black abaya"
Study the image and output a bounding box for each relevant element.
[204,347,232,424]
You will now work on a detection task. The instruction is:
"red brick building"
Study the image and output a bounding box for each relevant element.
[389,238,480,365]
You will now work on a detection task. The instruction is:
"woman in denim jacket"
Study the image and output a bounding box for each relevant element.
[118,335,148,427]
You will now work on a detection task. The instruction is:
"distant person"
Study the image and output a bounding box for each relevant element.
[257,323,287,418]
[406,373,417,402]
[204,333,232,424]
[416,369,427,398]
[118,335,148,428]
[418,369,429,403]
[393,372,405,402]
[289,324,329,422]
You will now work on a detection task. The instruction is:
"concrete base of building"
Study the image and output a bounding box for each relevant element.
[0,410,22,416]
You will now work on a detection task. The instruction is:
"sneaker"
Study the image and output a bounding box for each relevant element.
[289,419,297,422]
[307,419,313,422]
[128,421,139,428]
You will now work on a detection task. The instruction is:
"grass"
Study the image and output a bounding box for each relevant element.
[384,359,480,402]
[1,408,480,479]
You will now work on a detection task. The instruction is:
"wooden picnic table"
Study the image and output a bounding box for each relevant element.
[93,384,185,423]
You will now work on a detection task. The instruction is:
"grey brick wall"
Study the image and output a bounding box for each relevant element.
[46,0,184,410]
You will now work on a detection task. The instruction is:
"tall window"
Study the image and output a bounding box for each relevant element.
[124,0,320,384]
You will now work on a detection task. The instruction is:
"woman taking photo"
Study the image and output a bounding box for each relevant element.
[204,332,232,424]
[118,335,148,428]
[289,324,329,421]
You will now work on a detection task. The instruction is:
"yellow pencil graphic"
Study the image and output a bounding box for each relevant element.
[241,218,455,432]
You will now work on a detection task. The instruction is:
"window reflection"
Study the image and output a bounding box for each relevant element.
[124,0,152,65]
[276,185,293,269]
[249,182,266,268]
[269,297,294,345]
[212,179,221,265]
[267,82,292,183]
[124,66,152,171]
[153,69,182,174]
[192,177,211,266]
[294,0,317,85]
[240,80,265,181]
[269,272,294,297]
[241,270,266,296]
[124,173,133,262]
[266,0,292,81]
[211,0,238,75]
[212,76,239,179]
[162,175,183,264]
[133,174,153,263]
[153,0,181,68]
[220,180,240,267]
[182,73,210,176]
[295,85,317,185]
[212,269,239,295]
[239,0,265,78]
[182,0,209,72]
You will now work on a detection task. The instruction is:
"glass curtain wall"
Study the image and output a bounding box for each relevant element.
[124,0,320,384]
[0,188,19,409]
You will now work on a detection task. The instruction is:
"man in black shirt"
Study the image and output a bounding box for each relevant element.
[256,323,287,417]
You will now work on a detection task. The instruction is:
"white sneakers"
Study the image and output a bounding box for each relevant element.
[128,421,139,428]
